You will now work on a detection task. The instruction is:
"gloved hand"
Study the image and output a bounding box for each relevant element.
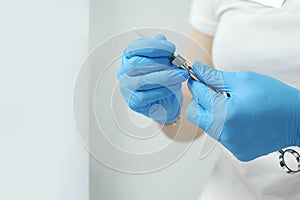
[186,61,300,161]
[118,35,188,123]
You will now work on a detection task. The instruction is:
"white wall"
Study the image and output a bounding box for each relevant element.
[0,1,89,200]
[89,0,219,200]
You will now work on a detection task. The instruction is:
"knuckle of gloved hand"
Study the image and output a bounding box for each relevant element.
[128,93,150,112]
[124,57,176,78]
[128,100,148,114]
[124,56,142,69]
[153,35,175,48]
[164,70,180,84]
[123,74,154,92]
[153,34,167,41]
[129,91,150,108]
[127,76,145,91]
[123,57,148,74]
[124,38,175,58]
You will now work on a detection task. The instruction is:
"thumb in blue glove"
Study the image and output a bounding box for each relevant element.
[186,61,300,161]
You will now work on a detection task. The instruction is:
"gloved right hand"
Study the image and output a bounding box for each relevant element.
[186,61,300,161]
[118,35,189,123]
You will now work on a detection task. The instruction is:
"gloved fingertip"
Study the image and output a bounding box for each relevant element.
[192,61,227,89]
[178,68,189,80]
[153,34,167,41]
[123,48,132,59]
[192,61,212,76]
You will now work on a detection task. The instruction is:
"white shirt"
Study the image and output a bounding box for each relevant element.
[189,0,300,199]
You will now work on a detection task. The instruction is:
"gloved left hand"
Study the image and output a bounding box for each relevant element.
[186,61,300,161]
[118,35,188,123]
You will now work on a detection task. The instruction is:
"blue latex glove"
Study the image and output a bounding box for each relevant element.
[118,35,188,123]
[186,61,300,161]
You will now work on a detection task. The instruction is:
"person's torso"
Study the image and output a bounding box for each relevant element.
[213,0,300,88]
[202,0,300,199]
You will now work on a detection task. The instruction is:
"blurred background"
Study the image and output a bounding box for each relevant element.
[1,0,219,200]
[0,0,89,200]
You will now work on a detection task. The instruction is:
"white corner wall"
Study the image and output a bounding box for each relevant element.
[0,1,89,200]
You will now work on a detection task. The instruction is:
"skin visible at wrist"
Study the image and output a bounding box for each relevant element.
[158,84,203,142]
